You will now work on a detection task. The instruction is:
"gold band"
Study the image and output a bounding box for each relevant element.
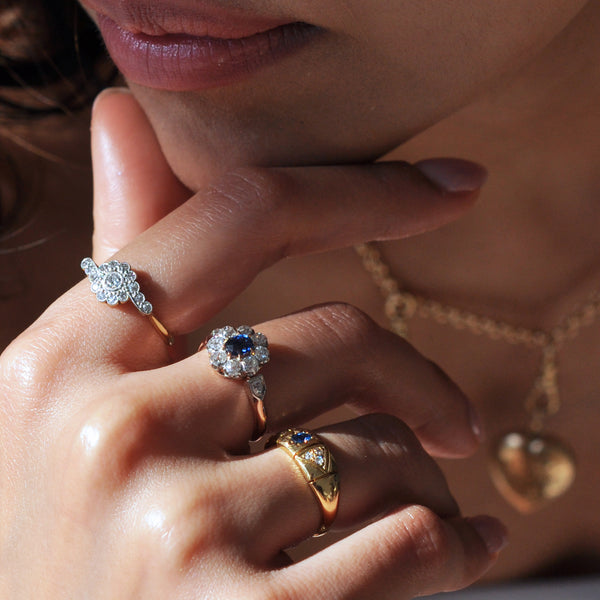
[148,314,175,346]
[246,375,267,440]
[268,428,340,536]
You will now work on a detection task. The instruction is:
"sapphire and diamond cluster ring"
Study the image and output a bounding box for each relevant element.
[202,325,270,440]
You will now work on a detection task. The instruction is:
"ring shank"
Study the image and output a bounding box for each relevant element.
[148,314,175,346]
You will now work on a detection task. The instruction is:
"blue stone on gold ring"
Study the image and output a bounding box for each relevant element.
[291,431,313,445]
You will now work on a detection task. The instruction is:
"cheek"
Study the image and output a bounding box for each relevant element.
[350,0,587,108]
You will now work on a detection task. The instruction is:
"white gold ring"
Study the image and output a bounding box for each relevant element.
[81,258,173,346]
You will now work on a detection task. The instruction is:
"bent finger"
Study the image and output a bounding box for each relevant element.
[274,506,506,600]
[122,159,485,334]
[135,304,480,457]
[231,415,459,559]
[61,156,485,373]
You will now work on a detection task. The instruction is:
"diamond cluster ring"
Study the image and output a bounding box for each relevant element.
[201,325,270,440]
[81,258,174,346]
[267,428,340,536]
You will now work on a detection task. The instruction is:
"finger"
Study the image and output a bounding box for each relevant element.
[91,88,190,263]
[274,507,506,600]
[122,159,486,334]
[65,157,485,370]
[135,304,480,458]
[228,415,459,559]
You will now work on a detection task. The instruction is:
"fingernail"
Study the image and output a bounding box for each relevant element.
[467,515,509,555]
[468,403,485,442]
[415,158,488,193]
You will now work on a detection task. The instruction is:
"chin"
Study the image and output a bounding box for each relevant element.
[126,81,442,192]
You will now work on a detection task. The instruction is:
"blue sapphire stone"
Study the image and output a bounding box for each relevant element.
[225,334,255,358]
[291,431,312,444]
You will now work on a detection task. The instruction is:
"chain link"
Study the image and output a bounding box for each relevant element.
[355,242,600,429]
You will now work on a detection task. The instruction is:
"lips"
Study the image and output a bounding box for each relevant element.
[87,2,321,91]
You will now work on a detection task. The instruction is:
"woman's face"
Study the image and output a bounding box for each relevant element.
[80,0,586,190]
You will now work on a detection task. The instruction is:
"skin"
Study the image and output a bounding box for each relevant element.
[0,92,499,598]
[97,0,583,191]
[2,0,600,596]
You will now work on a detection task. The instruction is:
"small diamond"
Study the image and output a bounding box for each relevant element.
[107,260,119,271]
[303,447,327,469]
[210,351,228,367]
[96,289,107,302]
[141,301,152,315]
[104,272,124,291]
[207,336,225,352]
[118,289,129,303]
[237,325,254,335]
[291,431,312,445]
[254,346,270,364]
[107,293,119,306]
[223,360,242,378]
[242,356,259,376]
[129,282,141,295]
[251,333,268,347]
[80,258,96,275]
[248,375,266,400]
[215,326,236,338]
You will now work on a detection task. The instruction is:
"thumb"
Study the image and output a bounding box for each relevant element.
[91,87,191,263]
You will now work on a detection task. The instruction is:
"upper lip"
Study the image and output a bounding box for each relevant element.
[82,0,299,38]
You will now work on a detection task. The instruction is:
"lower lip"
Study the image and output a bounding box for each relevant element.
[97,15,320,91]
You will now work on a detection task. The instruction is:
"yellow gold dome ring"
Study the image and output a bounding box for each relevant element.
[267,428,340,536]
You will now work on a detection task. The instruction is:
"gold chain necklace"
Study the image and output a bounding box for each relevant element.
[355,241,600,513]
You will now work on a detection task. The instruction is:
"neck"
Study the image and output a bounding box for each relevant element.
[383,2,600,327]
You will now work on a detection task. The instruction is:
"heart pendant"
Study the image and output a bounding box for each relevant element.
[488,431,576,513]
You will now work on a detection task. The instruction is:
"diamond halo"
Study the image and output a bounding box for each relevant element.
[206,325,270,379]
[80,257,173,346]
[81,258,152,315]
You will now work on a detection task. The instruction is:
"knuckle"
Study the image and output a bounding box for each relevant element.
[190,166,294,264]
[399,505,454,573]
[356,412,422,461]
[309,302,377,349]
[134,475,228,574]
[62,393,155,502]
[413,360,473,435]
[0,323,72,423]
[303,302,380,393]
[204,167,290,228]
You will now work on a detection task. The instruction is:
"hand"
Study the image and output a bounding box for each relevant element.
[0,89,505,599]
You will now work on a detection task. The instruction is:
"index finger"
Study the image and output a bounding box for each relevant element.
[129,160,483,320]
[53,156,485,369]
